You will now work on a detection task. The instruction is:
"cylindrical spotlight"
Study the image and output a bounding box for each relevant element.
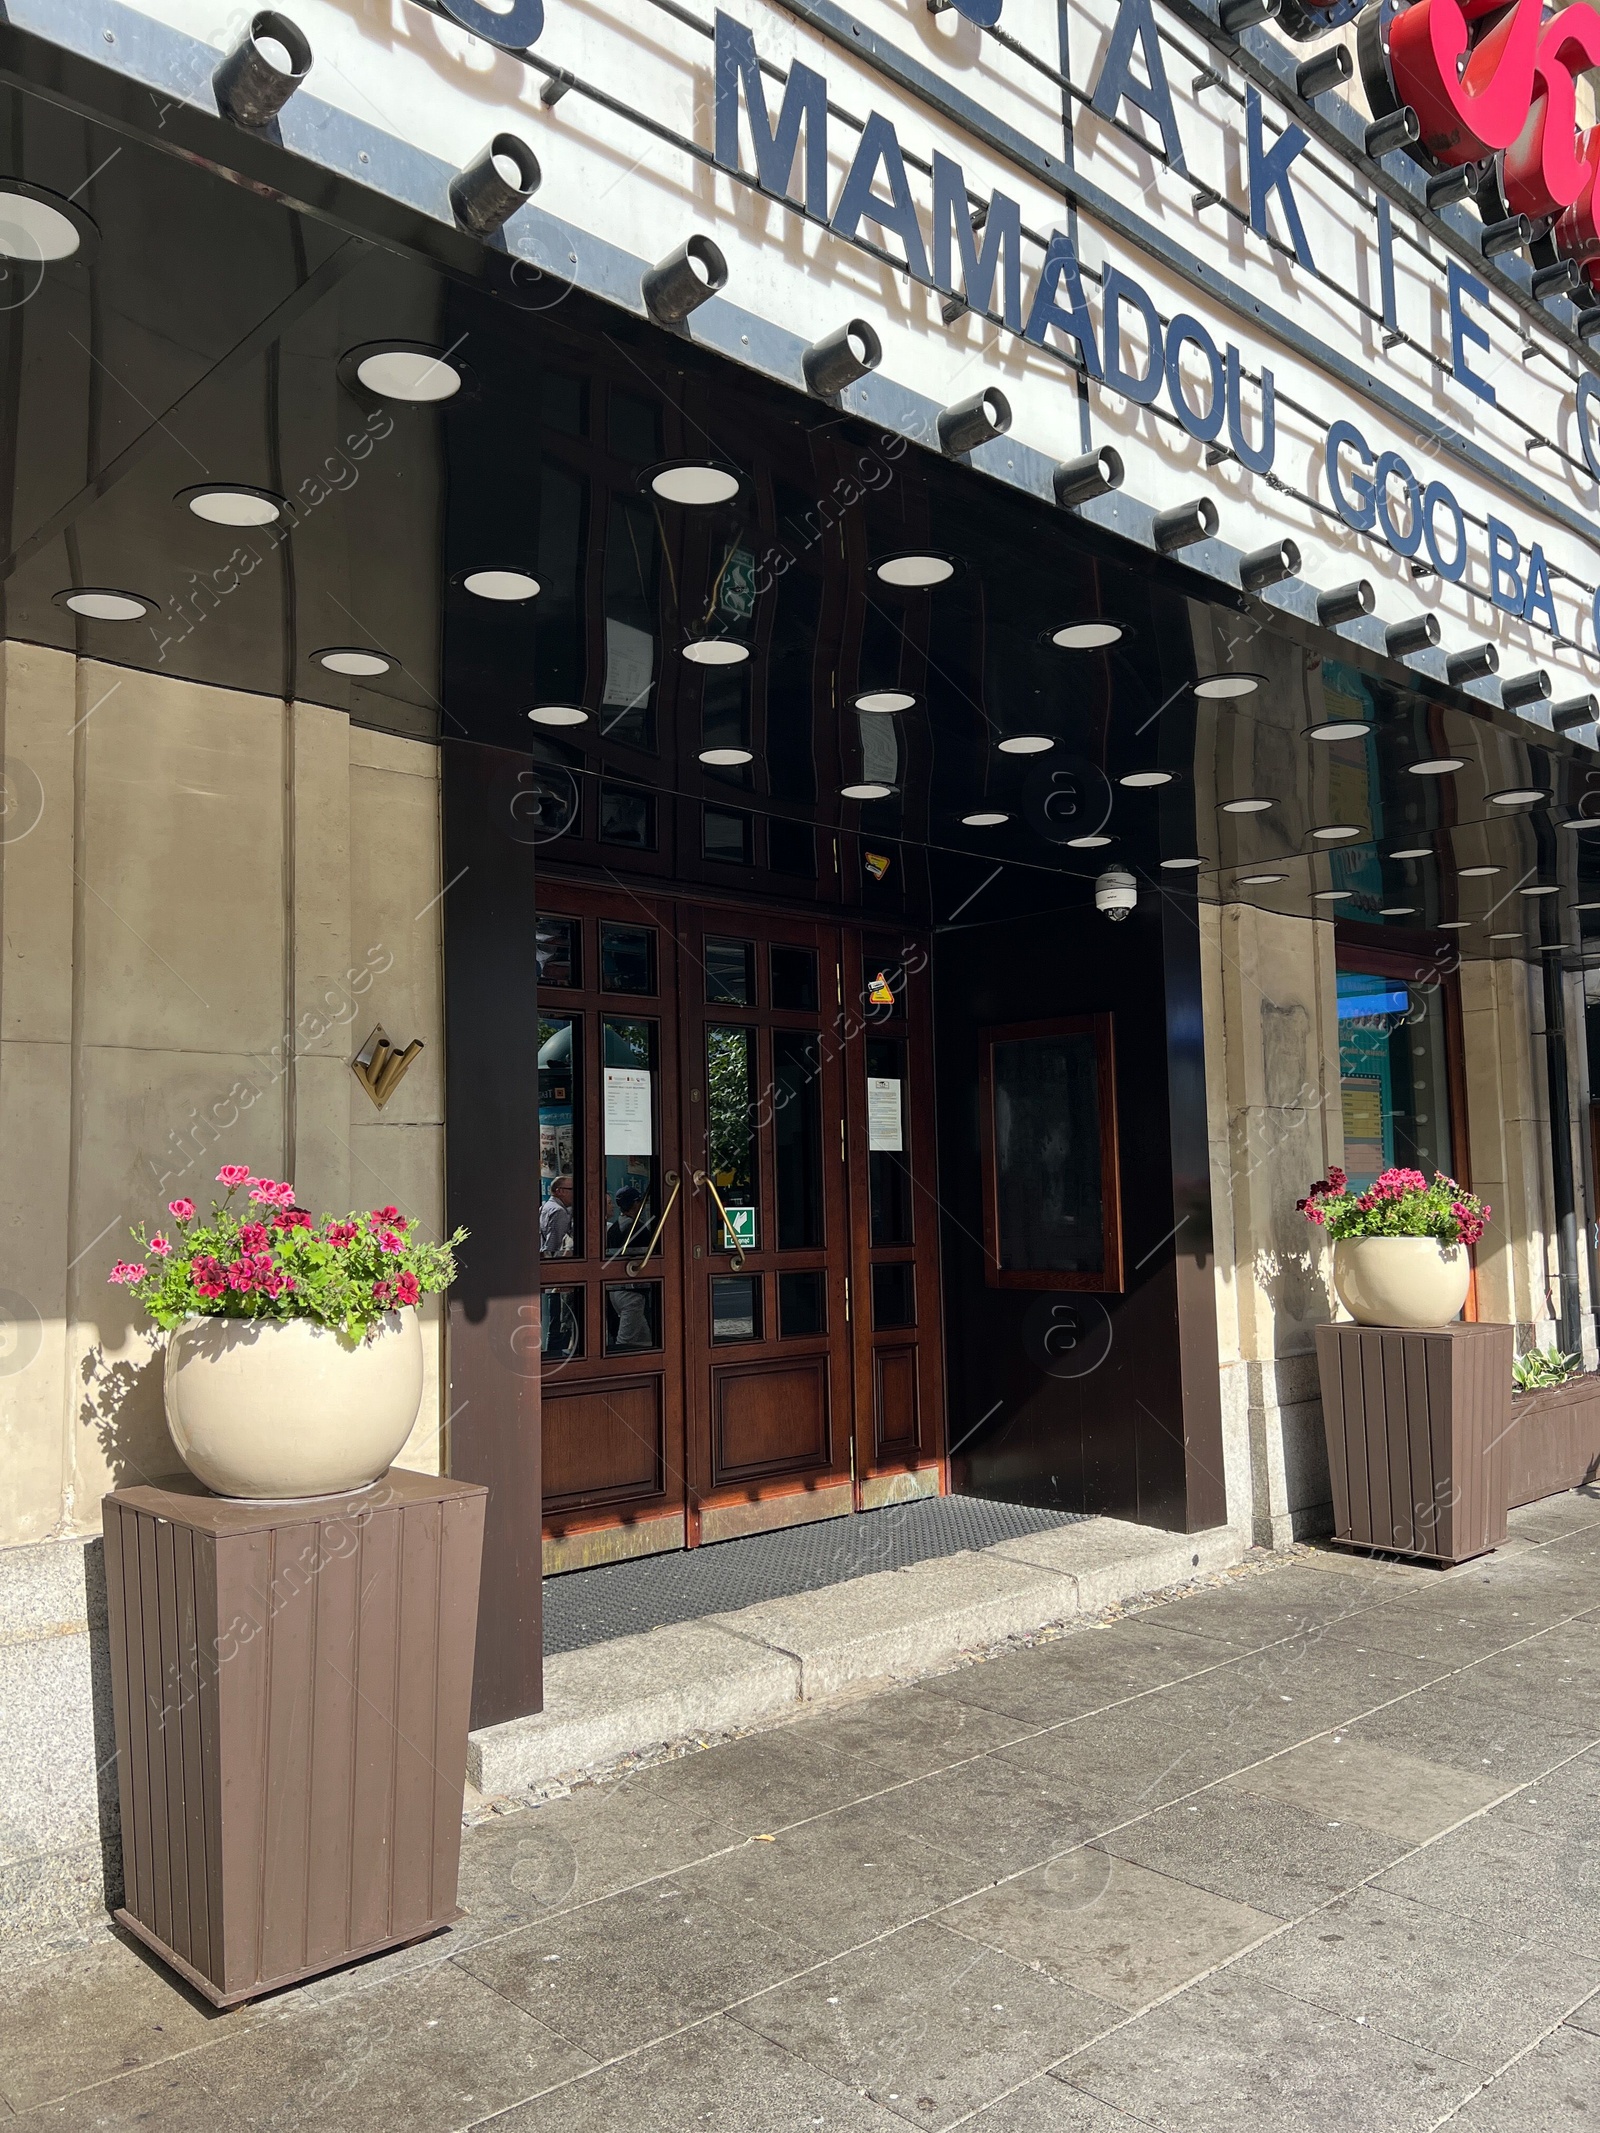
[938,387,1011,456]
[213,11,311,127]
[1317,580,1375,627]
[641,235,727,324]
[1297,47,1352,99]
[1385,613,1440,658]
[1365,107,1419,158]
[1425,164,1479,211]
[1220,0,1278,29]
[1552,694,1599,731]
[1575,305,1600,342]
[1152,498,1218,553]
[1502,669,1552,710]
[802,319,881,396]
[1239,538,1301,592]
[1481,214,1533,258]
[1053,446,1123,506]
[449,134,540,235]
[1446,642,1499,685]
[1532,259,1584,303]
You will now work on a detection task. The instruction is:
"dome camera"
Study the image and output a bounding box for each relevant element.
[1095,867,1137,921]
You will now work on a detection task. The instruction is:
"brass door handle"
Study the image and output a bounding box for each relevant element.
[625,1171,681,1276]
[693,1169,748,1271]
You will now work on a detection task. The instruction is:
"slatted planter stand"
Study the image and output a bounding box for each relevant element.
[1313,1322,1512,1566]
[102,1469,486,2006]
[1504,1374,1600,1508]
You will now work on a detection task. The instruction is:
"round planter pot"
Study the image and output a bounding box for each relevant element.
[1332,1236,1470,1329]
[164,1312,424,1500]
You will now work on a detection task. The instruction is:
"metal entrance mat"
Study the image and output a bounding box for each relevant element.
[542,1495,1089,1655]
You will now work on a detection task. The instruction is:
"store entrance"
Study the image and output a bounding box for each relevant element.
[536,883,945,1571]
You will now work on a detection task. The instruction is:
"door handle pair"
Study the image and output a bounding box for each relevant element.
[693,1170,748,1271]
[623,1171,681,1277]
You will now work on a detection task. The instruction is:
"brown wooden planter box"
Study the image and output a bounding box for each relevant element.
[1314,1322,1511,1565]
[1504,1375,1600,1508]
[102,1468,487,2007]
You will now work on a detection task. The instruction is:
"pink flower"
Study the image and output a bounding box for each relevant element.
[149,1235,171,1258]
[191,1254,225,1300]
[239,1222,270,1253]
[273,1209,312,1231]
[224,1259,255,1293]
[107,1261,147,1286]
[373,1278,395,1307]
[217,1165,251,1190]
[168,1199,196,1223]
[377,1228,404,1255]
[373,1205,401,1224]
[328,1222,359,1248]
[1326,1167,1347,1192]
[248,1178,297,1210]
[395,1271,421,1307]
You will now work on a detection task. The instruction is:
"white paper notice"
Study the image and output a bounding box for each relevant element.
[602,619,654,709]
[867,1077,903,1153]
[604,1068,652,1154]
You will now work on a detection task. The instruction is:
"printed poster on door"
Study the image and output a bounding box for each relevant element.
[867,1077,903,1153]
[604,1067,652,1155]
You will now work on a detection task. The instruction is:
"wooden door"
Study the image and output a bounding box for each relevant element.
[677,907,858,1543]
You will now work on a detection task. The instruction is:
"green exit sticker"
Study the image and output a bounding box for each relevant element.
[722,1205,756,1251]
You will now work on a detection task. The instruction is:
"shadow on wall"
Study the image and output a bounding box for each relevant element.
[80,1339,168,1493]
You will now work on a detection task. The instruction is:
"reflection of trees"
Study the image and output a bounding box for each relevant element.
[705,1027,753,1191]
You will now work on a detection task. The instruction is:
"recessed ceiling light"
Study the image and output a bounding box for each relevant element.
[1578,901,1600,911]
[0,184,96,262]
[1488,786,1545,805]
[1239,872,1287,884]
[841,781,895,800]
[962,810,1009,826]
[855,689,915,713]
[316,648,392,676]
[1307,719,1372,741]
[1391,847,1432,860]
[1540,942,1565,952]
[1067,834,1113,848]
[648,460,741,506]
[528,704,589,727]
[1050,620,1126,649]
[1120,770,1174,788]
[1379,905,1416,915]
[1313,889,1351,901]
[1222,797,1273,813]
[1196,674,1262,699]
[464,569,539,601]
[1439,919,1471,928]
[55,587,151,621]
[182,484,284,526]
[1458,865,1501,877]
[356,347,463,401]
[684,638,750,666]
[998,735,1054,755]
[875,552,954,588]
[1563,818,1600,830]
[698,746,752,765]
[1160,856,1207,869]
[1313,824,1364,840]
[1521,884,1559,896]
[1409,758,1465,776]
[1491,931,1522,939]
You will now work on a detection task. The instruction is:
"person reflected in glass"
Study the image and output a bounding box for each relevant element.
[540,1174,575,1259]
[603,1182,654,1349]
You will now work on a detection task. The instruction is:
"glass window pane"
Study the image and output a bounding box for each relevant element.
[607,388,659,465]
[871,1262,916,1330]
[602,1019,657,1264]
[534,460,586,704]
[604,1280,661,1354]
[712,1276,761,1342]
[705,938,754,1005]
[768,820,816,877]
[601,495,659,750]
[539,1015,579,1259]
[992,1031,1105,1274]
[600,924,656,995]
[599,783,656,849]
[774,1031,824,1249]
[778,1269,826,1337]
[536,915,579,989]
[701,669,750,777]
[867,1037,911,1247]
[541,1287,584,1360]
[703,806,752,864]
[770,944,818,1013]
[1337,964,1453,1191]
[705,1024,757,1249]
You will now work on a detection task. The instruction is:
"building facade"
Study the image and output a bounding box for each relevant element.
[2,0,1597,1935]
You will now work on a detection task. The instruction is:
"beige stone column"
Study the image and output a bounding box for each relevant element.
[287,699,354,1214]
[1459,957,1560,1347]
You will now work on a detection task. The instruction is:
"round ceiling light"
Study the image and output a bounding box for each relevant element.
[1067,833,1113,848]
[1521,884,1559,896]
[962,810,1009,827]
[874,553,954,588]
[1439,919,1471,929]
[1050,620,1126,650]
[1379,905,1416,915]
[997,734,1054,755]
[0,184,96,263]
[699,746,752,766]
[1458,864,1501,878]
[355,347,463,402]
[1160,856,1207,870]
[1312,824,1364,840]
[855,689,915,713]
[183,485,283,526]
[464,569,540,601]
[1195,674,1262,699]
[1409,757,1465,776]
[648,461,740,506]
[1307,719,1372,741]
[684,638,750,667]
[1564,817,1600,830]
[1488,786,1545,806]
[316,648,392,676]
[56,588,151,622]
[1239,872,1287,885]
[1491,931,1522,940]
[841,780,895,800]
[1391,847,1432,860]
[1222,797,1273,813]
[1120,770,1174,788]
[1313,889,1352,901]
[528,704,589,727]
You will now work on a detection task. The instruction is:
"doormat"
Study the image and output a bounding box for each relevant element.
[542,1495,1090,1655]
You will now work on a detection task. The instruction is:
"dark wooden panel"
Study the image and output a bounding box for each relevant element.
[305,1518,361,1968]
[259,1518,315,1985]
[432,1497,485,1921]
[349,1500,401,1953]
[543,1377,664,1505]
[715,1359,830,1480]
[874,1347,919,1455]
[393,1501,443,1938]
[135,1514,171,1955]
[1505,1379,1600,1505]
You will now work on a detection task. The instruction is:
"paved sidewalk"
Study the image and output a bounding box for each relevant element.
[3,1493,1599,2131]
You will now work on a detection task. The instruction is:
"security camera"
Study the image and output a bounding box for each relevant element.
[1095,867,1137,921]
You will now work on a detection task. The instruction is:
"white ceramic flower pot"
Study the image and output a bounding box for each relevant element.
[1332,1236,1470,1329]
[164,1312,424,1500]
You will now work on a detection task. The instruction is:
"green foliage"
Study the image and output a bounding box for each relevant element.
[1512,1346,1584,1392]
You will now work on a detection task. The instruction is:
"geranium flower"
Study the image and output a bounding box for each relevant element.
[239,1222,270,1253]
[1326,1167,1347,1192]
[217,1165,251,1190]
[373,1278,394,1307]
[395,1271,421,1307]
[373,1205,401,1223]
[273,1209,313,1231]
[248,1178,297,1209]
[149,1235,171,1258]
[328,1222,359,1248]
[377,1228,404,1255]
[107,1261,147,1286]
[168,1199,195,1223]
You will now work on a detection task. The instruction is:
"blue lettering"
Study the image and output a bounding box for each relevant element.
[1090,0,1186,173]
[1326,420,1375,532]
[1163,314,1224,442]
[832,113,929,282]
[1246,89,1314,271]
[1486,517,1524,615]
[1422,482,1467,581]
[714,14,829,218]
[1374,451,1422,558]
[1103,268,1163,405]
[932,153,1022,332]
[1023,234,1102,378]
[1448,262,1497,408]
[1523,543,1559,634]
